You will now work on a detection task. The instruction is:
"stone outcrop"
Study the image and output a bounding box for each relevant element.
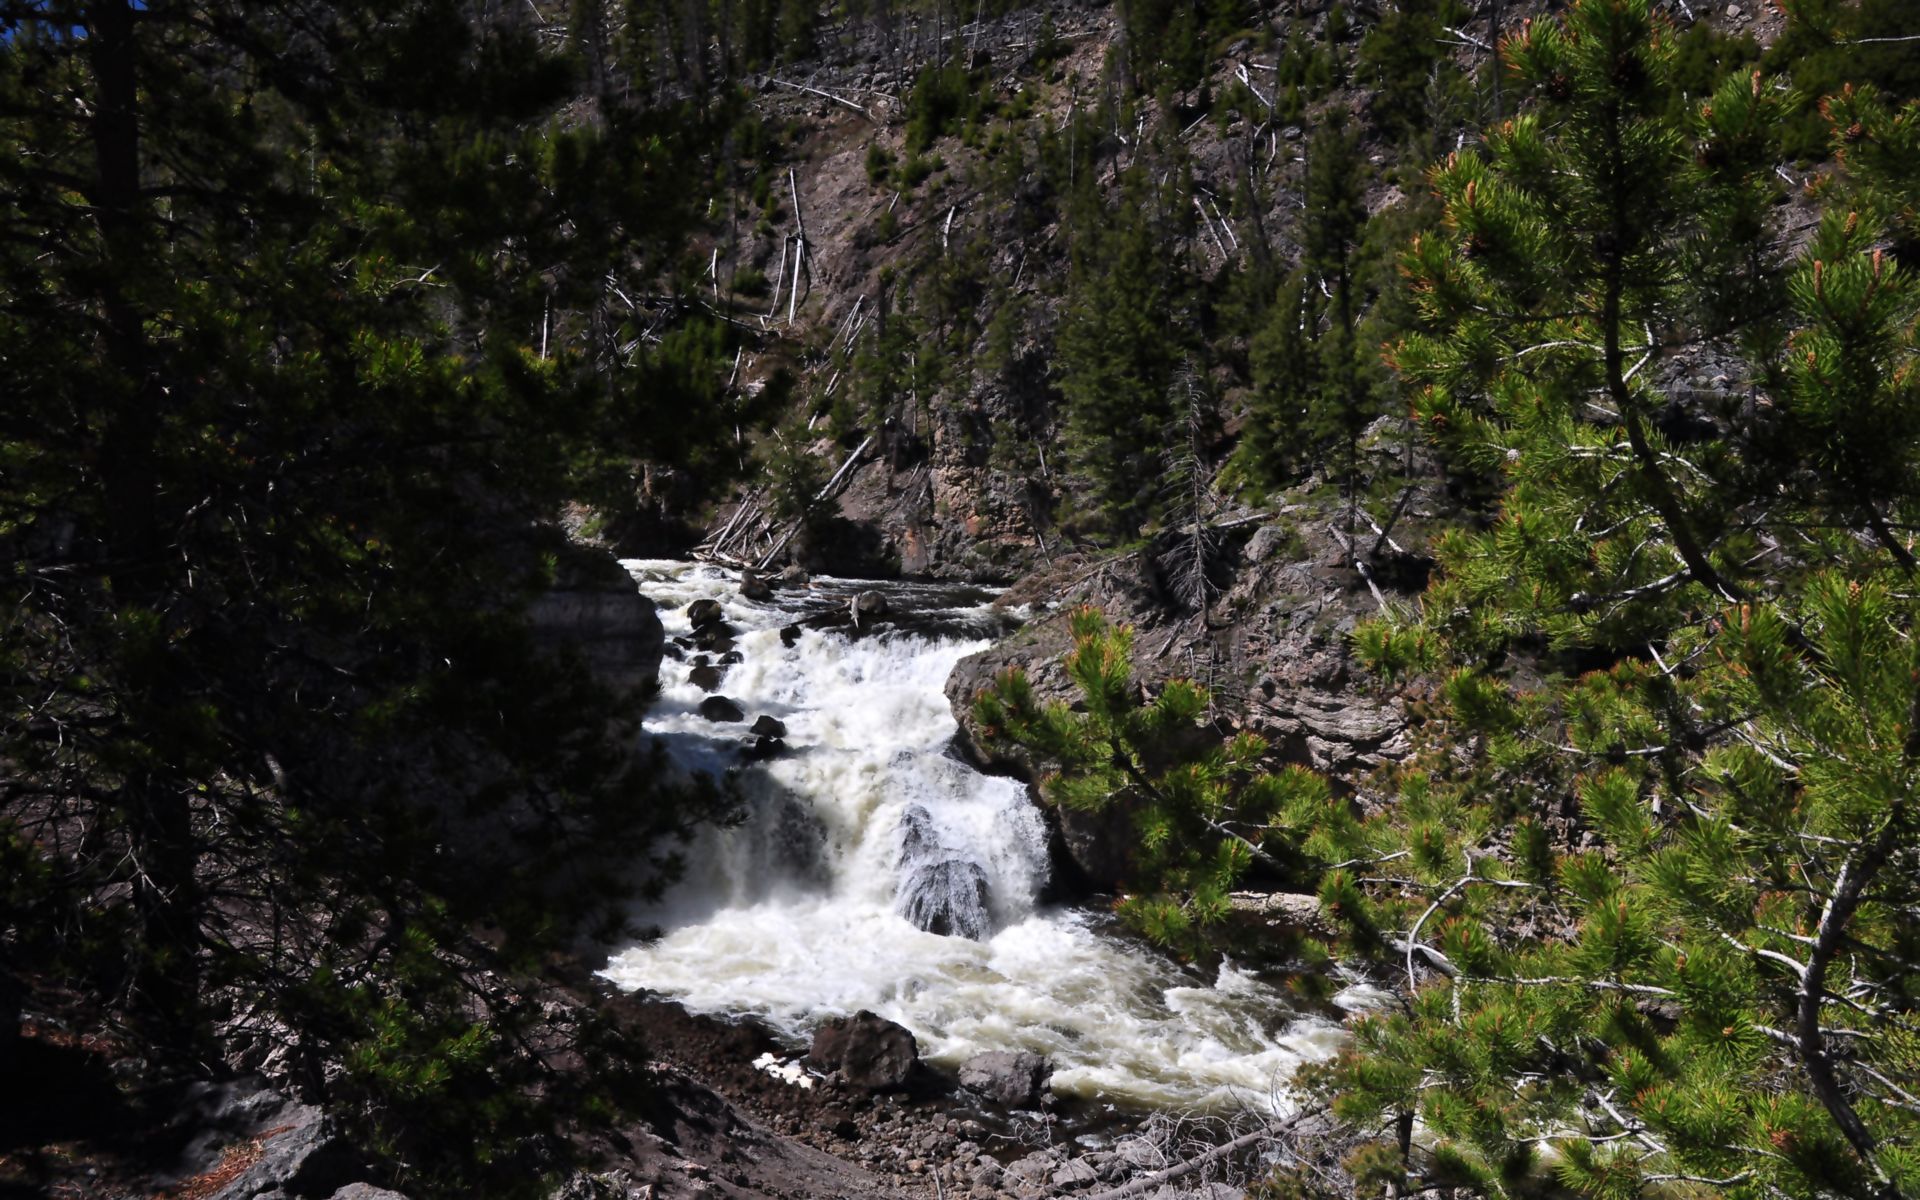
[527,567,664,694]
[153,1077,392,1200]
[946,460,1446,897]
[1223,891,1335,940]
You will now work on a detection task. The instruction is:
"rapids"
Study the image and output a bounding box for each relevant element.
[600,560,1348,1114]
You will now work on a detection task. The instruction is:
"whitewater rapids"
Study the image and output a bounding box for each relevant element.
[600,560,1348,1114]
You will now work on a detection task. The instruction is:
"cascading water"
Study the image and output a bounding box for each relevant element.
[602,560,1350,1114]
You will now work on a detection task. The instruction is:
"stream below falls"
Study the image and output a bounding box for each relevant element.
[601,560,1357,1116]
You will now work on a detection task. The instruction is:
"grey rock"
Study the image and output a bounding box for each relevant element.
[1051,1158,1099,1189]
[958,1050,1053,1109]
[1006,1150,1065,1185]
[210,1101,357,1200]
[1054,799,1140,892]
[1242,523,1291,564]
[699,695,746,723]
[897,805,992,938]
[776,565,810,589]
[328,1186,411,1200]
[852,590,889,617]
[688,664,725,691]
[1114,1137,1169,1172]
[808,1010,919,1090]
[1223,891,1334,939]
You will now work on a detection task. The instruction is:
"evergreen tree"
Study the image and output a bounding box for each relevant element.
[973,608,1318,950]
[1239,110,1379,500]
[1315,4,1920,1197]
[1056,166,1198,538]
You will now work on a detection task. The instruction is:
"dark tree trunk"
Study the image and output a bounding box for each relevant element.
[88,0,204,1057]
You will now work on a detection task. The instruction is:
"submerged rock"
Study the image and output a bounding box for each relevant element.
[808,1011,918,1090]
[779,623,803,647]
[958,1050,1053,1109]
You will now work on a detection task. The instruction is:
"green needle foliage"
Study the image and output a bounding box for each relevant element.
[974,606,1321,950]
[1321,2,1920,1198]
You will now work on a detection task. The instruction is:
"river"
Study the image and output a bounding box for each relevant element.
[600,560,1354,1115]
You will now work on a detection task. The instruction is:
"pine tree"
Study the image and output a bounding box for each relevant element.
[1315,3,1920,1197]
[973,608,1320,950]
[1056,166,1198,539]
[1239,110,1380,500]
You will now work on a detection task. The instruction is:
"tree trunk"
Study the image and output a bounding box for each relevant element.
[88,0,204,1057]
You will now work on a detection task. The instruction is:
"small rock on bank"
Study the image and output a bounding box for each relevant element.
[958,1049,1052,1109]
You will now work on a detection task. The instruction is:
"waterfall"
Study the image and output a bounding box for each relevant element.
[601,561,1348,1114]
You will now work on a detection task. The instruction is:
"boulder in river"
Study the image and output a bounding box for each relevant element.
[744,735,788,761]
[699,695,745,723]
[750,714,787,738]
[686,598,725,628]
[896,805,992,939]
[739,569,774,601]
[852,590,888,618]
[779,624,803,648]
[807,1011,918,1090]
[958,1050,1053,1109]
[898,859,990,939]
[688,664,725,692]
[776,565,810,589]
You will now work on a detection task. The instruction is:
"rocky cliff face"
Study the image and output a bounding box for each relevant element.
[943,425,1451,888]
[528,545,666,695]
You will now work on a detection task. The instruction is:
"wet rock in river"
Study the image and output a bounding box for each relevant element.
[896,805,991,939]
[699,695,745,723]
[739,569,774,601]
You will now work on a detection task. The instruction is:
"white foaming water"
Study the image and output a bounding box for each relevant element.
[601,560,1343,1113]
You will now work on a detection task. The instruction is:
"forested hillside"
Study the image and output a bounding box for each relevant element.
[4,0,1919,1198]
